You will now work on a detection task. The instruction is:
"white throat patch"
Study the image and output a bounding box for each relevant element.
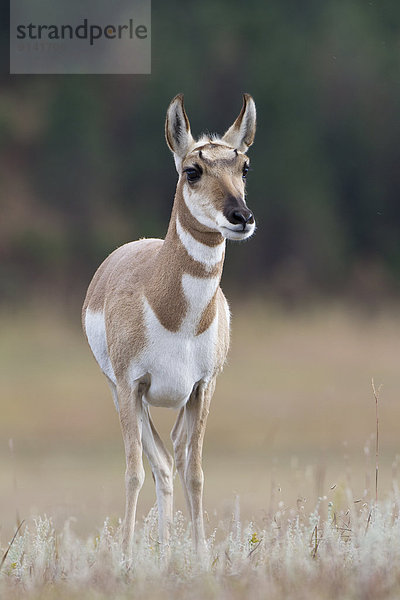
[182,186,221,231]
[176,216,225,271]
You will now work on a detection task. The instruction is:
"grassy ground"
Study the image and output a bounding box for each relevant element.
[1,301,400,597]
[3,497,400,600]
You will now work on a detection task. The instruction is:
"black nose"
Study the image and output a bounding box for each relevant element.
[228,208,254,230]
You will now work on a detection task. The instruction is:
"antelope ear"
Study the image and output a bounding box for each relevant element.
[222,94,256,152]
[165,94,194,170]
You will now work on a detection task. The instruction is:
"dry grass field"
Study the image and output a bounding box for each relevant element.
[1,301,400,598]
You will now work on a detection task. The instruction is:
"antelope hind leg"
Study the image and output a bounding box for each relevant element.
[171,407,191,514]
[142,405,174,553]
[184,378,216,554]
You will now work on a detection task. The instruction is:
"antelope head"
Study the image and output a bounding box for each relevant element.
[165,94,256,241]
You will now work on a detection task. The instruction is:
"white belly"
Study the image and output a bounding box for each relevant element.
[129,275,220,408]
[130,299,219,409]
[144,328,218,408]
[85,274,222,410]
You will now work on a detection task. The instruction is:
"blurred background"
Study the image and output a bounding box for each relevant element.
[1,1,400,539]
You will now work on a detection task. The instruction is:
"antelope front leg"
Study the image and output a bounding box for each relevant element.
[118,381,145,561]
[184,378,216,554]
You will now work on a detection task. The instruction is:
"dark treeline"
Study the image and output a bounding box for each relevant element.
[1,1,400,307]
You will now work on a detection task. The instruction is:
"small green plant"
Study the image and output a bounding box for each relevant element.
[249,532,260,545]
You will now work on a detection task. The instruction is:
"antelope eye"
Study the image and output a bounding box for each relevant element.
[184,167,201,182]
[242,163,249,179]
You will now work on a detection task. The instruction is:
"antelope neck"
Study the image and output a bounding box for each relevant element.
[143,183,226,334]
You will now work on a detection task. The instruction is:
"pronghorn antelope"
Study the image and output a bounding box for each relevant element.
[82,93,256,559]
